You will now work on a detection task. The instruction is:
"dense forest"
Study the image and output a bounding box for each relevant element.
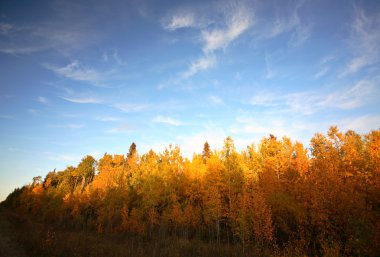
[1,126,380,256]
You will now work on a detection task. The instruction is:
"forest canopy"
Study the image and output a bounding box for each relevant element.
[2,126,380,256]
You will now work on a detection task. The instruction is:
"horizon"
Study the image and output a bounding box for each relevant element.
[1,0,380,201]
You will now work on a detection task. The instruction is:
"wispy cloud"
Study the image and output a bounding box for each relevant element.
[45,152,80,163]
[249,79,377,115]
[315,55,335,79]
[265,52,275,79]
[45,61,113,87]
[61,96,103,104]
[175,125,227,157]
[113,103,150,112]
[339,115,380,133]
[102,49,126,65]
[0,45,47,55]
[0,22,14,35]
[201,4,252,53]
[7,147,25,152]
[341,6,380,76]
[314,66,329,79]
[289,24,311,47]
[209,95,224,105]
[320,55,335,65]
[106,124,131,133]
[182,55,216,79]
[254,1,310,47]
[265,11,298,39]
[231,116,287,135]
[0,14,99,56]
[250,91,278,107]
[163,12,195,31]
[153,115,182,126]
[94,116,122,122]
[49,123,85,129]
[27,109,38,114]
[0,114,15,120]
[164,2,253,80]
[36,96,48,104]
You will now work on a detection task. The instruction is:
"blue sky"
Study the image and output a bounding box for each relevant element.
[1,0,380,200]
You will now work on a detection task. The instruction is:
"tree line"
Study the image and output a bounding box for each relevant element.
[3,126,380,256]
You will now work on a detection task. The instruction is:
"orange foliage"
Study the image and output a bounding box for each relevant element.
[4,127,380,256]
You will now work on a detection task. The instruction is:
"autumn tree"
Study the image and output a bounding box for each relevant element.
[3,127,380,256]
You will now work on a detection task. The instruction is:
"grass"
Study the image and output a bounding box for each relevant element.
[0,208,276,257]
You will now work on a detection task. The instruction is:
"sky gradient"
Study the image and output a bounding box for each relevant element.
[1,0,380,201]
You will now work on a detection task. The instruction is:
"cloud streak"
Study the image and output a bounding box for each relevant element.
[94,116,122,122]
[182,55,216,79]
[0,114,15,120]
[153,115,182,126]
[201,4,252,53]
[49,123,85,129]
[62,96,103,104]
[341,6,380,76]
[164,1,253,80]
[164,12,195,31]
[249,79,377,115]
[106,124,131,133]
[209,95,224,105]
[113,103,150,113]
[37,96,48,104]
[46,61,113,87]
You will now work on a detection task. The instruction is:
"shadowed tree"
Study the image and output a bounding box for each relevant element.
[202,141,211,162]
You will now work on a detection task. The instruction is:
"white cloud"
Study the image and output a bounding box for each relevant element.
[254,1,310,47]
[0,114,14,119]
[27,109,38,114]
[103,49,126,65]
[266,13,299,39]
[113,103,150,112]
[0,13,100,56]
[50,60,99,81]
[0,22,13,35]
[315,55,334,79]
[163,2,253,81]
[258,1,303,40]
[102,52,109,62]
[94,116,121,122]
[230,117,297,144]
[45,152,80,163]
[175,126,227,157]
[209,95,224,105]
[182,55,216,78]
[37,96,48,104]
[49,123,85,129]
[249,79,377,115]
[164,13,195,31]
[341,7,380,76]
[320,55,335,65]
[249,91,278,106]
[339,115,380,133]
[7,147,25,152]
[0,46,47,55]
[322,80,375,109]
[106,124,131,133]
[202,5,251,53]
[289,25,311,47]
[46,61,112,87]
[264,52,275,79]
[153,115,182,126]
[112,50,126,66]
[62,96,103,104]
[314,66,329,79]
